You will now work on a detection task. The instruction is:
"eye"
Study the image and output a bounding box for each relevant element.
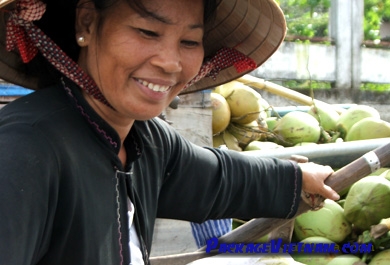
[181,40,201,48]
[138,28,159,38]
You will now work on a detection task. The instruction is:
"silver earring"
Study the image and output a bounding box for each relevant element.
[77,36,85,43]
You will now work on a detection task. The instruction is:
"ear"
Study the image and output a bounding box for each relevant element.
[75,0,98,47]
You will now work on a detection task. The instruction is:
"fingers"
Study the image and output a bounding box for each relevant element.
[319,167,339,200]
[299,162,339,201]
[320,184,340,201]
[289,154,309,163]
[318,164,334,177]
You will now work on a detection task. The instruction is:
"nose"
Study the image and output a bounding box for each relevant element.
[150,45,182,73]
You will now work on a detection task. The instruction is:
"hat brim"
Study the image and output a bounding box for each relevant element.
[0,0,286,93]
[0,0,13,9]
[182,0,286,94]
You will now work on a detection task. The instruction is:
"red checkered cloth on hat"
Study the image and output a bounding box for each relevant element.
[6,0,112,107]
[184,47,257,90]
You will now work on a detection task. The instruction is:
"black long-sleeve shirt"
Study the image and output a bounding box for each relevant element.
[0,78,302,265]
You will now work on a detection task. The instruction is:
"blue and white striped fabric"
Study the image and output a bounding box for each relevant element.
[190,219,232,248]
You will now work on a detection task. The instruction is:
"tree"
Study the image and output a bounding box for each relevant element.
[278,0,330,38]
[278,0,390,40]
[364,0,390,40]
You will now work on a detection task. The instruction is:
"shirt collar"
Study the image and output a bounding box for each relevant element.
[61,77,143,164]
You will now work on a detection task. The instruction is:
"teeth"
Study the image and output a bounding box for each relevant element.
[137,79,170,92]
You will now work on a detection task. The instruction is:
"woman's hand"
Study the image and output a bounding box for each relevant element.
[298,162,340,201]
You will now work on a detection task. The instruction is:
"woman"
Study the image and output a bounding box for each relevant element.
[0,0,339,264]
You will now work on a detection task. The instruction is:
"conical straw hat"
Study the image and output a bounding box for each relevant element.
[0,0,286,93]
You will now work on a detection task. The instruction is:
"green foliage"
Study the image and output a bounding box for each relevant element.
[279,0,330,18]
[279,0,331,38]
[278,0,390,40]
[287,14,328,38]
[363,0,390,40]
[361,82,390,92]
[275,1,390,93]
[281,80,332,90]
[281,80,390,92]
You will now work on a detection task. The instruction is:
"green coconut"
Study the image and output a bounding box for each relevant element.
[294,199,352,243]
[308,103,340,132]
[273,111,321,147]
[379,169,390,182]
[291,236,336,265]
[213,80,241,98]
[224,83,262,124]
[343,176,390,231]
[371,167,390,176]
[369,249,390,265]
[212,130,242,151]
[345,117,390,141]
[210,92,231,135]
[265,117,279,132]
[325,254,361,265]
[336,105,380,139]
[258,97,272,119]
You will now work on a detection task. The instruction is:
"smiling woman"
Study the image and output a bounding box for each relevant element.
[73,0,207,120]
[0,0,339,265]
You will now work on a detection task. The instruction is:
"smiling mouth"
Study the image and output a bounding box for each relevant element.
[136,78,171,92]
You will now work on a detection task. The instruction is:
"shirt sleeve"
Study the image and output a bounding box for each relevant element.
[0,124,59,264]
[154,118,302,223]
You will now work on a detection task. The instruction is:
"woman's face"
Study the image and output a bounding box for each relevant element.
[77,0,204,121]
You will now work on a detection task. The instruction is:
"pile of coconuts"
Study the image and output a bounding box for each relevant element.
[231,167,390,265]
[211,80,390,264]
[291,169,390,265]
[211,80,272,151]
[211,80,390,151]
